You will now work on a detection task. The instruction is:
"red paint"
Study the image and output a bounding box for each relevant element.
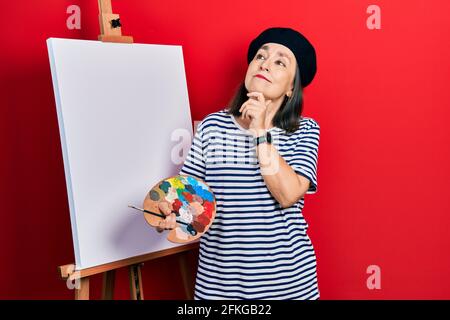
[172,199,182,212]
[196,214,210,227]
[203,201,213,211]
[182,191,193,203]
[201,201,213,219]
[202,208,212,219]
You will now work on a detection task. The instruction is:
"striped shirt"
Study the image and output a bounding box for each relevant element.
[179,108,321,300]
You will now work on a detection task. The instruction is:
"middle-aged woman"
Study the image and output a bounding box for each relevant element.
[158,27,321,300]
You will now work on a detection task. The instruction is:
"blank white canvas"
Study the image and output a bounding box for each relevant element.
[47,38,196,270]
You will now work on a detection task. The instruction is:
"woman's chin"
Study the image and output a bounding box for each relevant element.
[248,84,269,95]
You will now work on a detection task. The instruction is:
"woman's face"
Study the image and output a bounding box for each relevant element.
[244,42,297,101]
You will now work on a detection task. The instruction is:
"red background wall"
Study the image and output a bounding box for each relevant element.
[1,0,449,299]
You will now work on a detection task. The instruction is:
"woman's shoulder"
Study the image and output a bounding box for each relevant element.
[196,107,232,131]
[299,116,320,131]
[278,116,320,142]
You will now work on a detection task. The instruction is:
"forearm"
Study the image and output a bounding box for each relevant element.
[256,141,305,208]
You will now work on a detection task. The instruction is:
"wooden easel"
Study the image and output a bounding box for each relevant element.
[58,1,198,300]
[98,0,133,43]
[58,242,199,300]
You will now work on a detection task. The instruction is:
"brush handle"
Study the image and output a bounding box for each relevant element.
[128,205,190,226]
[144,209,190,226]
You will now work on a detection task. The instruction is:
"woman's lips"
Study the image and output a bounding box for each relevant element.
[255,74,271,82]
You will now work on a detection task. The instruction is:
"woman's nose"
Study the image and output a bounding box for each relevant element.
[260,58,270,71]
[260,62,269,71]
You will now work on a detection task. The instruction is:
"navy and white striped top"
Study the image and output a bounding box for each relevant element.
[179,108,321,300]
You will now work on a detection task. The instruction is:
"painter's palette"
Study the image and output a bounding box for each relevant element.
[143,174,216,243]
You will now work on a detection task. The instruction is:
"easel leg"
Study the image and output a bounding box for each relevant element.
[102,270,116,300]
[178,251,194,300]
[75,277,90,300]
[129,264,144,300]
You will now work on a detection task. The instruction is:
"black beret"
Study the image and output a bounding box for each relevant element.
[247,27,317,88]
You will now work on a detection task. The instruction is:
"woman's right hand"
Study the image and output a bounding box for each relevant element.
[155,202,177,233]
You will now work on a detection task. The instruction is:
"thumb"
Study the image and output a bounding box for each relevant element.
[158,201,172,216]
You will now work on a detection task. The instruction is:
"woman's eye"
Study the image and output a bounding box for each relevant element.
[255,54,285,67]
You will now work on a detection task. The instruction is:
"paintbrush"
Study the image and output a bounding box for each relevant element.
[127,204,190,226]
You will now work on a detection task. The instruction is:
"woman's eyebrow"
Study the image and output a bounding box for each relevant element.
[260,45,291,62]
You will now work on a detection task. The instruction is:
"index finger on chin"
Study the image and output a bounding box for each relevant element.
[248,92,264,103]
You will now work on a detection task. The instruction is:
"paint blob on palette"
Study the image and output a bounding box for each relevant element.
[142,174,216,243]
